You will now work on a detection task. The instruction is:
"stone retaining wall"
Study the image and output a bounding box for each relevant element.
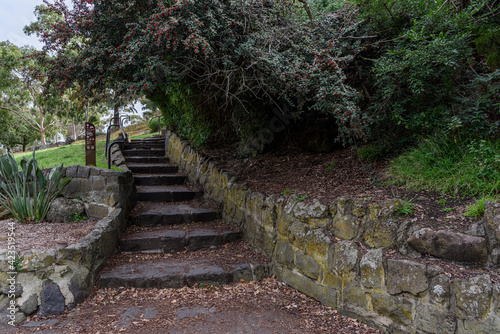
[0,165,136,324]
[165,131,500,334]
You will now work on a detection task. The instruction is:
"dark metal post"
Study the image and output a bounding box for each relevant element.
[105,124,121,158]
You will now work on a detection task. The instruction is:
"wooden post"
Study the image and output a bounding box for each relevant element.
[85,122,96,166]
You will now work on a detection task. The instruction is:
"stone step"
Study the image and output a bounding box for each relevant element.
[127,164,178,174]
[128,141,164,145]
[119,228,242,252]
[130,203,218,226]
[99,258,269,289]
[130,136,164,142]
[134,174,186,186]
[122,149,165,157]
[128,138,164,142]
[136,186,203,202]
[124,142,165,149]
[125,156,170,164]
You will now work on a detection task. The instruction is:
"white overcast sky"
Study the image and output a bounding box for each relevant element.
[0,0,46,49]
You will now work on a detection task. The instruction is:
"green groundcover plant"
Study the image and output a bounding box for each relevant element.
[0,150,71,223]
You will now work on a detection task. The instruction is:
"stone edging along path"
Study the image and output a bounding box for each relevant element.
[165,130,500,334]
[0,159,136,325]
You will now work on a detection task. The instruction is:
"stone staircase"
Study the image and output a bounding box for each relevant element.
[98,135,269,289]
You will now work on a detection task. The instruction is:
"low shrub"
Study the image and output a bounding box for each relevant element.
[0,151,71,223]
[388,135,500,196]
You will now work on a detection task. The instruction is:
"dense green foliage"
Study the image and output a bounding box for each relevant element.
[354,0,499,145]
[357,0,500,196]
[0,151,71,223]
[149,84,212,147]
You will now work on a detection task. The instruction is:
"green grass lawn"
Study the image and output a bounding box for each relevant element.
[129,133,159,140]
[12,129,157,170]
[14,138,111,169]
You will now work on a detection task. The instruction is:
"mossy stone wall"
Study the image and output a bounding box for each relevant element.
[165,131,500,334]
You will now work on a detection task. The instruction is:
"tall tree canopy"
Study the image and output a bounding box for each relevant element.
[32,0,362,144]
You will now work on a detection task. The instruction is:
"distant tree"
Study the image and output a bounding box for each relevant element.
[0,110,39,151]
[0,41,58,145]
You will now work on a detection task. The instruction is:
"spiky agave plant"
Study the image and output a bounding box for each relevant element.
[0,150,71,223]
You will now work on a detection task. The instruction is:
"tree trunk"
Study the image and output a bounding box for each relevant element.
[113,105,120,126]
[86,101,89,122]
[40,129,46,145]
[38,104,47,145]
[72,117,77,140]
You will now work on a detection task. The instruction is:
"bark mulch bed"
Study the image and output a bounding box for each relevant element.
[201,143,477,233]
[0,218,98,253]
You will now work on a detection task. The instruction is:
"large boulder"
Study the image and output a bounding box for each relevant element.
[407,228,488,263]
[46,197,86,223]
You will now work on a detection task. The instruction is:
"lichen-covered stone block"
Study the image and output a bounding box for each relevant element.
[303,229,330,262]
[453,274,493,318]
[64,165,78,178]
[414,301,456,333]
[21,250,56,271]
[408,228,488,263]
[342,283,368,310]
[280,267,337,309]
[293,199,328,221]
[288,221,308,250]
[363,218,401,249]
[76,166,91,179]
[277,214,293,237]
[360,249,384,289]
[386,259,428,295]
[295,250,321,280]
[456,316,500,334]
[274,238,295,267]
[369,289,414,326]
[430,273,451,305]
[330,240,360,276]
[47,198,85,223]
[330,215,359,240]
[85,203,110,219]
[485,201,500,247]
